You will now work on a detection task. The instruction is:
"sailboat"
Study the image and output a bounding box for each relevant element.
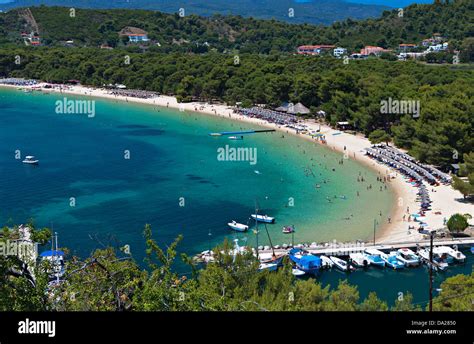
[40,232,65,282]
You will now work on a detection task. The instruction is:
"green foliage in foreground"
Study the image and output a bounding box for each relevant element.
[1,224,472,311]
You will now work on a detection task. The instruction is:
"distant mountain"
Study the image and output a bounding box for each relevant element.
[0,0,391,25]
[347,0,433,7]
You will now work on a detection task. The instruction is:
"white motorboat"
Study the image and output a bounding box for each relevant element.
[395,248,420,267]
[22,156,39,164]
[417,248,449,271]
[433,246,466,263]
[349,252,370,267]
[227,221,248,232]
[292,268,306,277]
[259,262,278,272]
[251,214,275,223]
[363,248,386,268]
[329,256,354,272]
[320,255,334,269]
[228,136,243,140]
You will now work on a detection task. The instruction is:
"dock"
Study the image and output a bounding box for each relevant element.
[258,237,474,257]
[209,129,276,136]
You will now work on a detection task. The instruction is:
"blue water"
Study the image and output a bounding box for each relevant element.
[0,88,394,262]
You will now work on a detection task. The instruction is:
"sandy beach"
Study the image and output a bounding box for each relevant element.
[2,83,472,244]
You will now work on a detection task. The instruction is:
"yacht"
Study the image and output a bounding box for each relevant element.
[227,221,248,232]
[394,248,420,267]
[22,156,39,164]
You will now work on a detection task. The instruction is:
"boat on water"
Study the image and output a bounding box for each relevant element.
[329,256,355,272]
[22,155,39,164]
[417,248,449,271]
[349,252,370,268]
[382,252,405,270]
[228,136,243,140]
[282,225,295,234]
[251,214,275,223]
[320,255,334,269]
[363,249,386,268]
[227,221,248,232]
[394,248,420,267]
[289,248,321,275]
[471,246,474,255]
[433,246,466,263]
[194,250,215,263]
[292,268,306,277]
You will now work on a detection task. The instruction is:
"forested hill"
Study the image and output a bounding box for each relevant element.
[0,1,472,53]
[0,0,390,25]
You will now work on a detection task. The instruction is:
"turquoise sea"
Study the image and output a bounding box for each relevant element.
[0,88,471,305]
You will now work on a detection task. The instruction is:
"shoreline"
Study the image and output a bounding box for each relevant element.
[2,83,471,244]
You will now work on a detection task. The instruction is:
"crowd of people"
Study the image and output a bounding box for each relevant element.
[107,89,159,99]
[236,107,298,126]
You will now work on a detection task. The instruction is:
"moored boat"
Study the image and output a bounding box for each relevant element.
[292,268,306,277]
[227,221,248,232]
[251,214,275,223]
[329,256,355,272]
[434,246,466,263]
[289,248,321,275]
[320,255,334,269]
[363,249,385,268]
[349,252,370,268]
[395,248,420,267]
[417,248,449,271]
[282,225,295,234]
[382,252,405,270]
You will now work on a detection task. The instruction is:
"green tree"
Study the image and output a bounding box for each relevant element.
[446,213,470,233]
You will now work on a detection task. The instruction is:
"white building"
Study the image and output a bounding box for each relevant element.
[333,47,347,58]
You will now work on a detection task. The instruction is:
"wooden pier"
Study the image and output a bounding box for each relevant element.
[259,237,474,257]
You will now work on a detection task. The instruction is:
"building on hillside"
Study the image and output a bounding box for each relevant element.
[360,46,391,56]
[333,47,347,58]
[426,43,449,52]
[22,32,41,46]
[119,27,150,43]
[297,45,336,55]
[399,43,418,52]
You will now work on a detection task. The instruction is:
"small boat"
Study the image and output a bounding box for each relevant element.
[227,221,248,232]
[259,262,278,272]
[209,132,222,136]
[292,268,306,277]
[363,249,385,268]
[382,252,405,270]
[395,248,420,267]
[349,252,370,268]
[254,170,261,175]
[40,232,65,281]
[434,246,466,263]
[417,248,449,271]
[329,256,354,272]
[251,214,275,223]
[228,136,243,140]
[282,225,295,234]
[22,156,39,164]
[320,255,334,269]
[289,248,321,275]
[471,246,474,255]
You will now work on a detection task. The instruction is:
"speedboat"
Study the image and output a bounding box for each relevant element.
[395,248,420,267]
[251,214,275,223]
[349,252,370,268]
[289,248,321,275]
[382,252,405,270]
[434,246,466,263]
[417,248,449,271]
[227,221,248,232]
[282,225,295,234]
[228,136,243,140]
[22,156,39,164]
[363,249,385,268]
[329,256,355,272]
[320,255,334,269]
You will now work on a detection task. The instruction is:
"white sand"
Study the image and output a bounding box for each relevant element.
[4,83,472,244]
